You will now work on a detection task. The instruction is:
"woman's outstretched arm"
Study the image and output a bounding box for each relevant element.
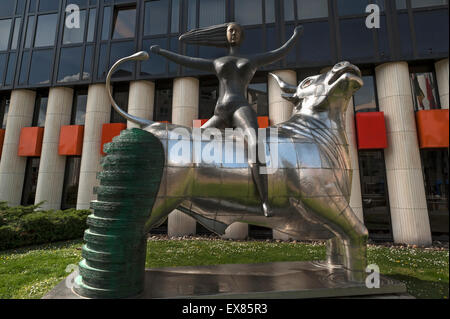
[150,45,214,72]
[251,25,303,67]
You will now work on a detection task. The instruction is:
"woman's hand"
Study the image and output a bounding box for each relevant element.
[294,25,304,36]
[150,45,161,53]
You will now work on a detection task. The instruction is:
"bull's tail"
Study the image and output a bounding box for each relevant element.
[106,51,155,128]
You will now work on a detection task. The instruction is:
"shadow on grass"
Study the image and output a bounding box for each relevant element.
[0,239,83,256]
[389,274,449,299]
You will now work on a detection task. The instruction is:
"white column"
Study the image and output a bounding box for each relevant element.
[168,77,198,237]
[268,70,297,126]
[76,84,112,210]
[35,87,74,210]
[268,70,298,240]
[127,80,155,129]
[435,58,449,109]
[375,62,432,246]
[0,90,36,206]
[346,97,364,222]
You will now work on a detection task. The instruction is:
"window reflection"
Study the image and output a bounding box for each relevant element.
[111,84,129,124]
[33,93,48,127]
[0,19,12,51]
[29,49,53,85]
[34,14,58,47]
[284,0,295,21]
[58,47,83,83]
[5,53,17,85]
[109,41,135,78]
[421,149,449,240]
[0,2,15,18]
[38,0,59,12]
[410,72,439,111]
[154,83,173,122]
[63,10,86,44]
[353,75,377,112]
[24,16,35,48]
[171,0,180,33]
[340,18,374,59]
[112,6,136,39]
[144,0,169,36]
[142,38,167,75]
[235,0,262,26]
[265,0,276,23]
[11,18,21,50]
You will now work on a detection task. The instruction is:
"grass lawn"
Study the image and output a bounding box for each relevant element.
[0,238,448,299]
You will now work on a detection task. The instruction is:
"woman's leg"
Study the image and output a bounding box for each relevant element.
[232,106,273,217]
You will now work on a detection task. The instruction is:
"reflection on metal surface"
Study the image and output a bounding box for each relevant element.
[105,57,368,282]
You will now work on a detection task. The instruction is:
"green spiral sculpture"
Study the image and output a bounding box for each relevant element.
[74,128,165,299]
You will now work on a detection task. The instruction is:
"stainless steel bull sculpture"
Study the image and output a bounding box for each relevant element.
[105,53,368,282]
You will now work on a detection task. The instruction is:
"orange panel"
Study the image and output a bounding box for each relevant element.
[416,109,449,148]
[18,127,44,157]
[356,112,388,150]
[193,119,209,128]
[258,116,269,129]
[59,125,84,156]
[101,123,127,155]
[0,129,5,158]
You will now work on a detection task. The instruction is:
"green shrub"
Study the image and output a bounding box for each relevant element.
[0,202,90,250]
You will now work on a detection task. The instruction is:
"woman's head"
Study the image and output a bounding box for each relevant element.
[179,22,244,48]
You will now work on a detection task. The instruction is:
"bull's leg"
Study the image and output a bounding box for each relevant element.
[335,206,369,282]
[326,237,344,267]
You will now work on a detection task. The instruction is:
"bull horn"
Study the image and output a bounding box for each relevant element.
[269,73,297,94]
[106,51,154,128]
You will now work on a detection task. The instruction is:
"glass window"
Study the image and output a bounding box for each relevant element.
[187,0,196,30]
[58,46,83,83]
[359,150,392,241]
[61,157,82,210]
[19,51,30,84]
[340,18,374,59]
[154,84,173,122]
[411,0,448,8]
[248,80,268,116]
[338,0,371,16]
[112,6,136,39]
[102,6,112,40]
[87,9,96,42]
[11,18,22,50]
[240,28,263,54]
[25,16,35,48]
[354,75,377,112]
[0,96,9,129]
[34,14,58,47]
[284,0,295,21]
[21,158,40,206]
[421,149,449,240]
[0,19,12,51]
[297,0,328,20]
[199,0,225,28]
[144,0,169,36]
[29,0,37,13]
[83,45,94,80]
[298,21,331,63]
[29,49,53,85]
[38,0,59,12]
[396,0,407,9]
[142,38,167,75]
[33,94,48,127]
[63,10,87,44]
[71,90,88,125]
[111,84,129,123]
[414,10,449,56]
[5,53,17,85]
[0,53,6,82]
[0,1,15,18]
[410,72,439,111]
[265,0,276,23]
[171,0,180,33]
[16,0,26,14]
[109,41,135,78]
[235,0,263,26]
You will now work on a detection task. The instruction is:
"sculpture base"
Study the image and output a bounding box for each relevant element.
[44,261,409,299]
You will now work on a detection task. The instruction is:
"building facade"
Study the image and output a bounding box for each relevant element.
[0,0,448,245]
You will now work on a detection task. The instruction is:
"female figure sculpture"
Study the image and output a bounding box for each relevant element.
[150,23,303,217]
